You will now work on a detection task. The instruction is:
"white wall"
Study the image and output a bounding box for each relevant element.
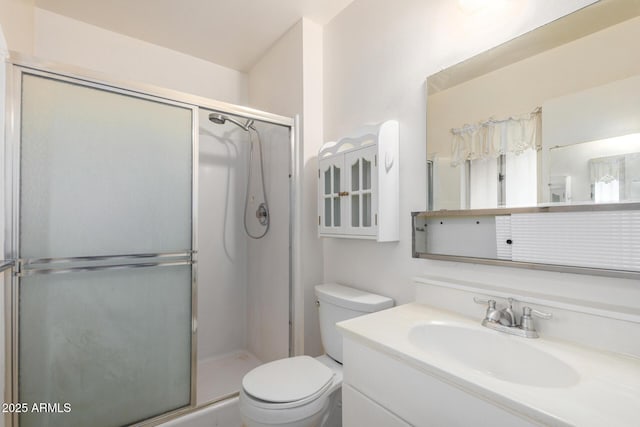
[33,8,247,104]
[0,0,34,54]
[321,0,640,336]
[299,20,324,357]
[248,18,324,357]
[249,21,303,118]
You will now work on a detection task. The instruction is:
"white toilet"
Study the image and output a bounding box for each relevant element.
[239,283,394,427]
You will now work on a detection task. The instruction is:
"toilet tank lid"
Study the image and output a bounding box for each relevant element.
[315,283,394,313]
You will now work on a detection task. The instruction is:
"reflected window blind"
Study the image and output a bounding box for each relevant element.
[511,211,640,271]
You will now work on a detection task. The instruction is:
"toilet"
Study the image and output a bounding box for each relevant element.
[239,283,394,427]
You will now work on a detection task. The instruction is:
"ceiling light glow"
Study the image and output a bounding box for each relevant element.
[458,0,491,14]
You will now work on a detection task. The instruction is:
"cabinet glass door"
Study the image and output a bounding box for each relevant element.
[346,147,377,236]
[319,157,344,234]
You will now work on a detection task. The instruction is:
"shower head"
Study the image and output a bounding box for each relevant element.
[208,113,254,131]
[208,113,226,125]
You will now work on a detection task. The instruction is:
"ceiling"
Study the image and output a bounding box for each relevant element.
[35,0,354,71]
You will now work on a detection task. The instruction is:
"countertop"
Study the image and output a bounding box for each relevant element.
[337,303,640,427]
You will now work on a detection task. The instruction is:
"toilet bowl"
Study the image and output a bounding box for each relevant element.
[239,355,342,427]
[239,284,393,427]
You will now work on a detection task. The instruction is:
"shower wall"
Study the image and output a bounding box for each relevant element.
[197,112,291,365]
[198,110,250,360]
[247,123,291,363]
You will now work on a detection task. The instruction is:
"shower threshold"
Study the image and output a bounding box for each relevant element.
[197,350,262,405]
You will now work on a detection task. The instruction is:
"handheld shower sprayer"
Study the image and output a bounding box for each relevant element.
[208,112,269,239]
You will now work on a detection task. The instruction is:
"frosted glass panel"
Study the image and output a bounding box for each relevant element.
[363,159,372,190]
[20,74,192,258]
[324,169,331,195]
[351,195,360,227]
[363,194,372,227]
[19,265,192,427]
[351,160,360,191]
[333,197,341,227]
[325,198,331,226]
[333,166,341,194]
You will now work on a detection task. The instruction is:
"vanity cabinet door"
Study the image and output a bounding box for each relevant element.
[342,338,537,427]
[345,146,378,236]
[319,156,346,234]
[343,384,410,427]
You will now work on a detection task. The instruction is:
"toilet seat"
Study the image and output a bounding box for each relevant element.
[242,356,334,408]
[240,356,341,426]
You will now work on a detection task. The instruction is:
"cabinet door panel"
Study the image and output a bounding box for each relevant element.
[344,339,536,427]
[345,146,378,236]
[351,194,360,227]
[319,157,345,234]
[343,384,410,427]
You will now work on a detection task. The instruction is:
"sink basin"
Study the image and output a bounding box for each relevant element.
[408,322,580,387]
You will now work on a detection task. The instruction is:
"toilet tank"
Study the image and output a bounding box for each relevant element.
[315,283,393,363]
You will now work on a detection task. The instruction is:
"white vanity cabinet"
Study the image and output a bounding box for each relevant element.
[342,338,536,427]
[318,120,399,241]
[342,384,410,427]
[339,298,640,426]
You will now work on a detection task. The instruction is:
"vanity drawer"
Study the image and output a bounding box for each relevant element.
[342,338,538,427]
[343,384,410,427]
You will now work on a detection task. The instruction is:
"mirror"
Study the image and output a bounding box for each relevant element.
[426,0,640,211]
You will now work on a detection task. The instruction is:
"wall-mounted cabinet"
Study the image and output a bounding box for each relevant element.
[318,121,399,241]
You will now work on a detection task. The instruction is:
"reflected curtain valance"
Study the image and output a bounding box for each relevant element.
[589,154,626,183]
[450,108,541,166]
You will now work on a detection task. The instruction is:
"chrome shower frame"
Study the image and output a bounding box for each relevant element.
[2,52,297,427]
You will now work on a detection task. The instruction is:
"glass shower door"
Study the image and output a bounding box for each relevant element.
[14,72,195,426]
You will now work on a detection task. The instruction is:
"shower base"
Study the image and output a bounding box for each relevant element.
[197,350,262,405]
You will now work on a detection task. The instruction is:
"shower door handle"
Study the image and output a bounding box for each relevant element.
[17,259,193,277]
[16,251,194,277]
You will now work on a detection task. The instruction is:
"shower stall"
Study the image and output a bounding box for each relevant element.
[196,108,292,405]
[1,54,294,426]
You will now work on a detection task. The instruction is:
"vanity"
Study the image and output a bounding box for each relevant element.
[337,285,640,427]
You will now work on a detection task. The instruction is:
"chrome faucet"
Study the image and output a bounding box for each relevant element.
[473,297,551,338]
[498,298,517,327]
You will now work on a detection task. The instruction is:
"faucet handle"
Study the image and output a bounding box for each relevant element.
[521,306,551,334]
[523,306,552,319]
[474,297,500,322]
[473,297,495,307]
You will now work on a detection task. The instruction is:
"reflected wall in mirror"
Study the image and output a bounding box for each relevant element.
[426,0,640,211]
